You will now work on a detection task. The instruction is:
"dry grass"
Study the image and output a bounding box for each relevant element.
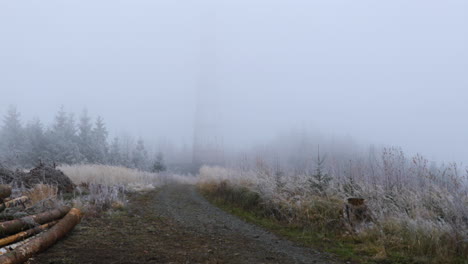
[23,184,58,205]
[57,164,163,214]
[198,160,468,263]
[59,164,196,190]
[57,164,196,215]
[59,164,161,189]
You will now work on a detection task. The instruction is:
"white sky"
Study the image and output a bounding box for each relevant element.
[0,0,467,163]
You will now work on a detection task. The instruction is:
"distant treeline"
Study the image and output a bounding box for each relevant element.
[0,106,160,171]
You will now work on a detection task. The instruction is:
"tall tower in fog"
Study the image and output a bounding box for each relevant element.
[192,0,225,168]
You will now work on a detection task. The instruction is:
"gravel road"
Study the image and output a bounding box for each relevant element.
[31,183,339,264]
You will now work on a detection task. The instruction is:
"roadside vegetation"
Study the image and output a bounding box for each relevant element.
[0,164,165,220]
[61,164,195,215]
[198,149,468,264]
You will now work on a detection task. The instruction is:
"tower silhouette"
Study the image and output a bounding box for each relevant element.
[192,1,225,168]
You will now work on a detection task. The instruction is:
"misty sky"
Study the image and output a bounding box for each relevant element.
[0,0,467,163]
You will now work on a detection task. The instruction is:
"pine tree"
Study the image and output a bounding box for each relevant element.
[23,118,49,167]
[119,134,134,168]
[65,113,78,139]
[109,137,122,165]
[308,146,332,193]
[46,106,82,164]
[52,106,67,133]
[0,106,25,167]
[151,152,167,173]
[78,109,94,162]
[92,116,108,164]
[132,139,148,170]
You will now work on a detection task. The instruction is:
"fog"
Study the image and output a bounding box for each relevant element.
[1,0,467,164]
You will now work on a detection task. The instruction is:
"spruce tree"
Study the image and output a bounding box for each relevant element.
[23,118,49,167]
[308,146,332,193]
[109,137,122,166]
[0,106,25,167]
[92,116,108,164]
[78,109,93,162]
[47,106,82,164]
[151,152,167,173]
[132,139,148,170]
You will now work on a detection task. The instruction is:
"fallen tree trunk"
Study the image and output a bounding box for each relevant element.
[0,197,30,212]
[0,208,83,264]
[0,186,12,200]
[0,206,70,236]
[0,221,57,248]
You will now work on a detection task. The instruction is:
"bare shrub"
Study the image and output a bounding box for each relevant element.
[198,147,468,263]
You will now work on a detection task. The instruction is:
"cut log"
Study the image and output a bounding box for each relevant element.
[4,197,29,209]
[0,206,70,236]
[0,186,12,200]
[0,208,83,264]
[0,221,57,248]
[0,197,30,213]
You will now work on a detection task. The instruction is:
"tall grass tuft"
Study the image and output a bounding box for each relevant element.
[198,148,468,263]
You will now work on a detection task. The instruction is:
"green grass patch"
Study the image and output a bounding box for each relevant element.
[200,185,464,264]
[202,189,373,263]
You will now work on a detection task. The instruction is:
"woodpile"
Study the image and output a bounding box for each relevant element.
[0,185,82,264]
[0,165,75,194]
[0,197,29,213]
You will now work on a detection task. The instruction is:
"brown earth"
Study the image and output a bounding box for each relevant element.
[29,184,339,264]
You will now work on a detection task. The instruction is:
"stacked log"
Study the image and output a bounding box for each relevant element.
[0,197,30,213]
[0,184,83,264]
[0,221,57,248]
[0,208,83,264]
[0,206,70,236]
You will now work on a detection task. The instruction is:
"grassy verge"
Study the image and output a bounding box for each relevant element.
[209,197,363,262]
[200,184,467,264]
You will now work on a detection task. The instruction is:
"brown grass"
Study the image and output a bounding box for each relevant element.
[198,165,468,263]
[24,184,58,205]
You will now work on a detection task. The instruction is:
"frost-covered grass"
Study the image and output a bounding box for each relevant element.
[60,164,196,190]
[59,164,161,190]
[58,164,196,214]
[57,164,156,214]
[56,165,162,213]
[198,152,468,264]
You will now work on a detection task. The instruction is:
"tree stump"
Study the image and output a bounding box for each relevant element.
[344,198,373,233]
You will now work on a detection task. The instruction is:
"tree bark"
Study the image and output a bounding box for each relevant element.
[0,206,70,236]
[0,197,30,213]
[0,221,57,248]
[0,208,83,264]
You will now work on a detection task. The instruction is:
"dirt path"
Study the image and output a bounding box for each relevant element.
[31,184,338,264]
